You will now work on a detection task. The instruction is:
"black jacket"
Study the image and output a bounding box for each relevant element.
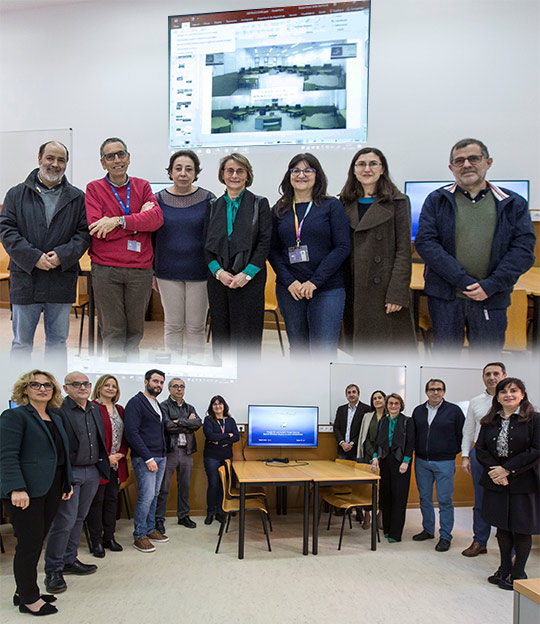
[373,413,415,463]
[0,169,90,304]
[124,392,167,461]
[476,412,540,494]
[333,401,371,452]
[161,396,202,455]
[411,400,464,461]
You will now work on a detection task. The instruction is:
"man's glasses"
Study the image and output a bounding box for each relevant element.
[102,150,128,162]
[28,382,54,390]
[290,167,316,177]
[427,387,444,393]
[450,155,484,167]
[171,384,185,390]
[66,381,92,389]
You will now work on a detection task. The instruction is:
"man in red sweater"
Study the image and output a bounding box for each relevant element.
[86,138,163,360]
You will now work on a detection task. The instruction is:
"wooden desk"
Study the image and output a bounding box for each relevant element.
[513,578,540,623]
[232,460,379,559]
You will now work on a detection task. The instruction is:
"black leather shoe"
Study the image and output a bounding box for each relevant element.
[63,559,97,575]
[103,539,123,552]
[498,575,514,591]
[92,543,105,558]
[44,572,67,594]
[13,594,57,606]
[204,514,214,525]
[412,530,435,541]
[155,520,165,535]
[488,568,504,585]
[19,603,58,616]
[435,538,451,552]
[178,516,197,528]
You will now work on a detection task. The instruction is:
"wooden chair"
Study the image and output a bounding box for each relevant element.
[264,262,285,355]
[223,459,272,531]
[215,466,271,554]
[72,275,89,355]
[503,289,528,351]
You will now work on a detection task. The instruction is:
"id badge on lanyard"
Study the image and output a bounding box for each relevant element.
[288,200,312,264]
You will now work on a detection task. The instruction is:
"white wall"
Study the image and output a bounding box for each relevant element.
[1,0,539,207]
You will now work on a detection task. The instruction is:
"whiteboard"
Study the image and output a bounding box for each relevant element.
[0,128,73,200]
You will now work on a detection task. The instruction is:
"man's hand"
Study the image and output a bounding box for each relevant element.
[62,486,73,501]
[462,457,472,475]
[288,280,304,301]
[385,303,402,314]
[188,413,197,420]
[146,459,158,472]
[11,490,30,509]
[46,251,61,267]
[89,216,121,238]
[229,273,250,289]
[140,201,155,213]
[340,441,353,452]
[35,253,56,271]
[463,283,488,301]
[299,281,317,299]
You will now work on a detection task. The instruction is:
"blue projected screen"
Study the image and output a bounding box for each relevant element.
[248,405,318,448]
[405,180,530,241]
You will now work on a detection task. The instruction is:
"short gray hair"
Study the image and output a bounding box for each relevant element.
[449,138,489,163]
[168,377,184,389]
[100,137,128,158]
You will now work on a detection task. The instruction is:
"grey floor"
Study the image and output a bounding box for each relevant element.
[1,507,538,624]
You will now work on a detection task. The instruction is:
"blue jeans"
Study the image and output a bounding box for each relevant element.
[276,284,345,354]
[428,296,507,350]
[132,456,166,540]
[414,457,456,542]
[11,303,72,360]
[470,446,491,546]
[203,456,225,515]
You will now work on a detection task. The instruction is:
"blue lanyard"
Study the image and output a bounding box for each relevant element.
[107,177,130,216]
[292,200,313,246]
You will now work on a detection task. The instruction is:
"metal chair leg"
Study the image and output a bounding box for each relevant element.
[83,521,92,553]
[215,515,227,554]
[338,512,347,550]
[347,510,353,529]
[327,506,333,531]
[260,511,272,552]
[225,513,232,533]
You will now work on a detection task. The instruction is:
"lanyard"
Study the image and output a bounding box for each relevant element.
[107,177,130,216]
[216,417,225,434]
[292,199,312,247]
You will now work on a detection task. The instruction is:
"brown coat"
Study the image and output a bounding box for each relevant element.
[343,193,416,347]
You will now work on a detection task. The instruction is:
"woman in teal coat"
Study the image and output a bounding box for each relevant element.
[0,369,73,616]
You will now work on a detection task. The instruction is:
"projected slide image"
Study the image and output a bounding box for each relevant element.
[248,405,318,448]
[210,42,347,135]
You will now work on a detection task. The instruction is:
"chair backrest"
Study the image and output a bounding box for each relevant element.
[335,458,357,468]
[0,242,10,273]
[223,458,234,496]
[218,465,238,514]
[503,289,528,351]
[264,261,279,312]
[355,461,379,476]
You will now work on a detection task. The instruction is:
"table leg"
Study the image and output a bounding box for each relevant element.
[283,486,288,515]
[312,482,319,555]
[303,482,309,556]
[276,486,282,515]
[239,483,245,560]
[371,481,377,551]
[87,272,95,356]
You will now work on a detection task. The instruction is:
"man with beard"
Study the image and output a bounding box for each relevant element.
[124,369,169,553]
[0,141,90,363]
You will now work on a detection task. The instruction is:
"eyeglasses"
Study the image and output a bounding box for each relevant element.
[66,381,92,389]
[290,167,316,177]
[224,167,247,177]
[355,161,382,169]
[427,387,444,393]
[28,382,54,390]
[212,401,224,406]
[102,150,128,162]
[171,384,185,390]
[450,155,484,167]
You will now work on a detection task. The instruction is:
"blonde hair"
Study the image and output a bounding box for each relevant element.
[91,374,120,403]
[11,369,63,408]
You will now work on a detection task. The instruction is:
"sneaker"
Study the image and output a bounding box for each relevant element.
[133,537,156,553]
[147,529,169,543]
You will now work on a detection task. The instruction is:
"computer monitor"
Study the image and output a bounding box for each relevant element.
[247,405,318,448]
[149,182,169,195]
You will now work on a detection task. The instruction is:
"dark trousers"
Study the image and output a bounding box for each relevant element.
[86,475,120,545]
[4,468,63,604]
[156,447,194,522]
[207,270,265,355]
[379,454,411,541]
[203,455,225,515]
[44,464,100,573]
[428,296,507,350]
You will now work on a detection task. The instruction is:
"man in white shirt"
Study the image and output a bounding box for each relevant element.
[461,362,507,557]
[333,384,370,459]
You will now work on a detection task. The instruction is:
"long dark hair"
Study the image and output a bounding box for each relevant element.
[370,390,386,411]
[207,395,231,423]
[480,377,535,425]
[274,153,328,216]
[339,147,400,204]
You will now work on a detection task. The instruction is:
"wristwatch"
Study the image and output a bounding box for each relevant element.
[245,274,252,281]
[117,216,126,228]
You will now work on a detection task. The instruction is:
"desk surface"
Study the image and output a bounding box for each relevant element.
[296,460,379,482]
[514,578,540,604]
[233,460,379,483]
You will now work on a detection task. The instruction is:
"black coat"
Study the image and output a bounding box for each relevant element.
[0,170,90,304]
[333,401,371,452]
[373,413,415,463]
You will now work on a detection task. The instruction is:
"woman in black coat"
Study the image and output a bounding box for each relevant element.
[204,153,271,355]
[0,370,73,616]
[370,393,414,542]
[476,377,539,590]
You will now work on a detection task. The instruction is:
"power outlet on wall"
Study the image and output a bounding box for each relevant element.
[237,424,245,432]
[318,425,333,433]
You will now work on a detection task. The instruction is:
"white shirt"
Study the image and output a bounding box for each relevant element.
[427,401,442,426]
[345,402,358,443]
[462,390,493,456]
[145,395,162,420]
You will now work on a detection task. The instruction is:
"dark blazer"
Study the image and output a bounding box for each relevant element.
[373,413,415,463]
[0,405,73,498]
[204,189,272,274]
[411,400,464,461]
[476,412,540,494]
[92,401,129,484]
[124,392,167,462]
[333,401,371,452]
[342,193,416,347]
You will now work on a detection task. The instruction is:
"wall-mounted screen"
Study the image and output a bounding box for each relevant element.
[248,405,319,448]
[168,2,371,148]
[405,180,530,241]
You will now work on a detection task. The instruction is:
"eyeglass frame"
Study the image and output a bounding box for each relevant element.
[101,150,128,162]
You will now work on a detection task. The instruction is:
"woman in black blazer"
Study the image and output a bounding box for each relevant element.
[204,153,271,355]
[0,370,73,616]
[476,377,539,590]
[370,393,414,542]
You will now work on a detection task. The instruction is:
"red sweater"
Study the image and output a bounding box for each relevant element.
[85,176,163,268]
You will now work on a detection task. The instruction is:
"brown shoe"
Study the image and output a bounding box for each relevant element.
[147,529,169,543]
[462,541,487,557]
[362,510,371,530]
[133,537,156,553]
